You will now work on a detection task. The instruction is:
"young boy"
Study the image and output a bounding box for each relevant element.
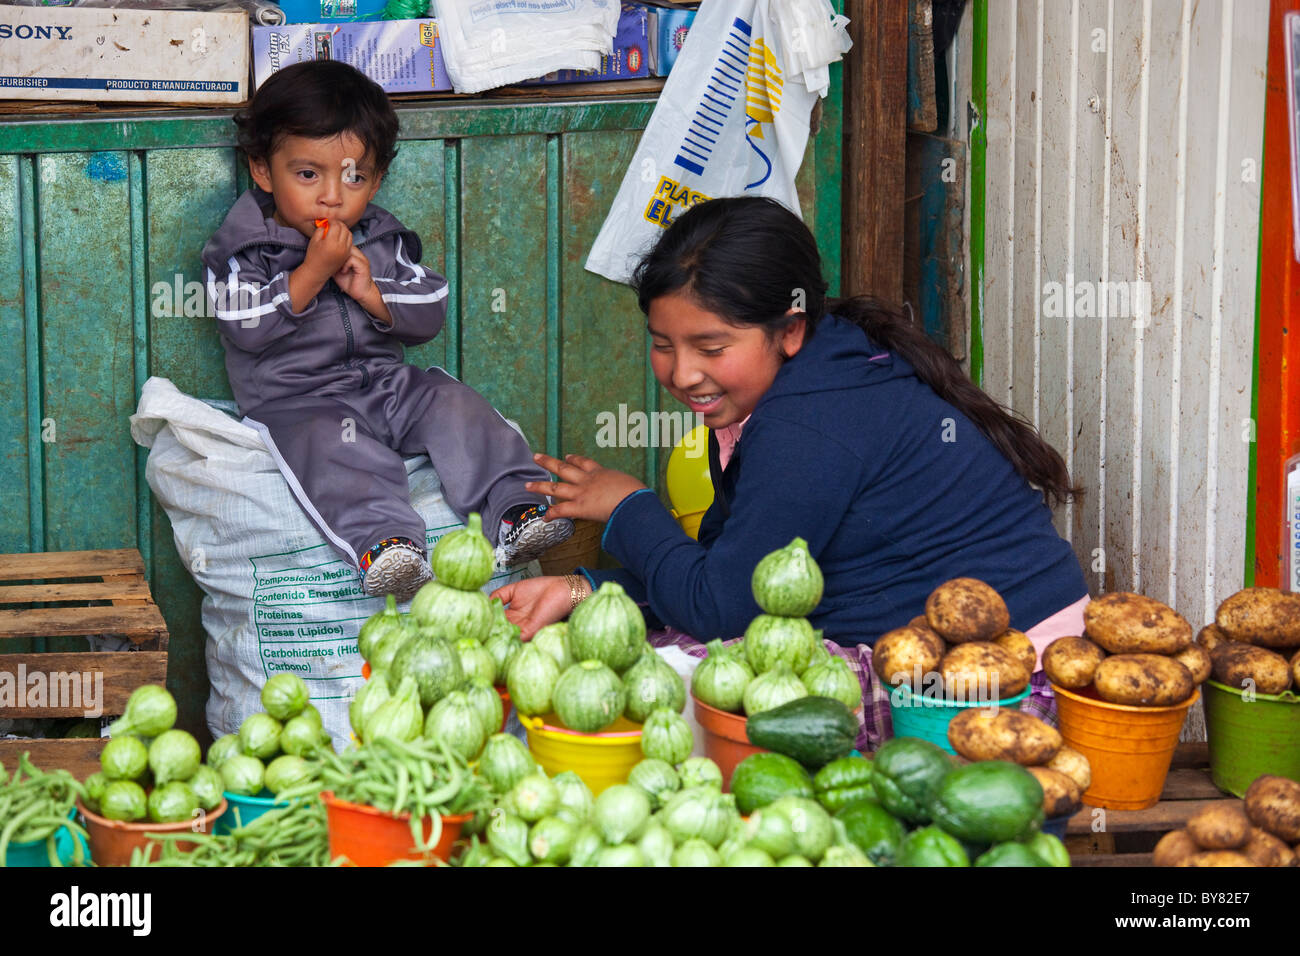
[201,60,571,601]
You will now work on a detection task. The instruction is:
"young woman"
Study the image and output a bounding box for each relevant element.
[494,196,1089,741]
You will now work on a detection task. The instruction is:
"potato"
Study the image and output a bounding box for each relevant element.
[1185,803,1250,850]
[1152,829,1200,867]
[925,578,1010,644]
[939,642,1030,701]
[1178,851,1256,867]
[946,707,1062,764]
[1027,766,1081,818]
[995,629,1037,675]
[1045,745,1092,793]
[908,615,930,629]
[1172,643,1212,685]
[1209,643,1292,695]
[1196,622,1232,653]
[1292,649,1300,690]
[1083,592,1192,655]
[1215,587,1300,649]
[1244,775,1300,842]
[1042,636,1107,689]
[1242,827,1296,867]
[873,624,946,688]
[1092,653,1195,707]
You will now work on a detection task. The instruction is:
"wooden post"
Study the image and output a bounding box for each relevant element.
[842,0,910,305]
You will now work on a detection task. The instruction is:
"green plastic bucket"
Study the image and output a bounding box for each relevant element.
[1,809,88,867]
[217,789,284,834]
[1203,679,1300,797]
[887,683,1031,754]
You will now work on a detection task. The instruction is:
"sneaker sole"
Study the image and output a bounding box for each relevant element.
[496,518,574,569]
[363,549,432,603]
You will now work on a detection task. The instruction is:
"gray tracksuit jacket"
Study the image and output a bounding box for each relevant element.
[200,187,450,415]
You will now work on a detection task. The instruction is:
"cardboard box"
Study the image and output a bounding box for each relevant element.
[252,18,452,94]
[521,2,650,86]
[0,5,249,104]
[650,7,694,76]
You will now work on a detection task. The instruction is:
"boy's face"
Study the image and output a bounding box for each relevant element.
[249,131,383,237]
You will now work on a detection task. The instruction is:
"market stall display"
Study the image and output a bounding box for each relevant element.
[1151,774,1300,867]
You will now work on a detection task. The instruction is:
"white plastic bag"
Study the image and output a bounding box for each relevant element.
[131,377,534,751]
[431,0,621,94]
[584,0,850,284]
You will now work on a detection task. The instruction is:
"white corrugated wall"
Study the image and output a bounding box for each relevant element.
[977,0,1269,629]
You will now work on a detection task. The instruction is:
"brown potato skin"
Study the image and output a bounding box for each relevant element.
[1026,766,1081,818]
[1153,829,1200,867]
[925,578,1010,644]
[1244,775,1300,842]
[1186,804,1251,850]
[1178,851,1256,867]
[1042,636,1107,689]
[1215,587,1300,649]
[1093,654,1195,706]
[1172,644,1212,684]
[1045,746,1092,793]
[939,642,1029,701]
[872,624,946,687]
[995,629,1037,675]
[1084,592,1193,655]
[1242,827,1297,867]
[1209,643,1293,695]
[1291,649,1300,690]
[1196,623,1232,653]
[946,707,1062,764]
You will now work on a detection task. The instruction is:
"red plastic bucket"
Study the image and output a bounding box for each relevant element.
[320,791,469,866]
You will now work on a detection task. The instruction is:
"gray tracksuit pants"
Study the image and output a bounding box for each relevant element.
[242,363,550,569]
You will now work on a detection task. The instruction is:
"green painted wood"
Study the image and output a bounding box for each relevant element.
[559,129,648,485]
[0,100,661,155]
[0,156,31,556]
[456,135,549,450]
[378,139,447,375]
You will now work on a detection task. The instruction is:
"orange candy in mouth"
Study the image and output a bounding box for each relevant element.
[315,218,329,232]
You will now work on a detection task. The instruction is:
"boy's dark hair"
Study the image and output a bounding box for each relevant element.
[234,60,399,174]
[632,196,1082,508]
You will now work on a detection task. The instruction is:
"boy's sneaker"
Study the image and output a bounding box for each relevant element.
[496,504,573,570]
[360,537,431,603]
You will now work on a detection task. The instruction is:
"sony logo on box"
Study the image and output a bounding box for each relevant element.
[0,23,74,39]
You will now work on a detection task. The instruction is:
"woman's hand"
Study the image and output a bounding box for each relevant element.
[491,575,575,640]
[528,453,648,524]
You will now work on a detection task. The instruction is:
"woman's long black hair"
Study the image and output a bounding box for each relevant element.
[630,196,1080,507]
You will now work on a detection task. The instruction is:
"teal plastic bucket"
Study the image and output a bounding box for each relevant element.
[2,810,88,867]
[218,789,285,833]
[887,683,1032,754]
[1203,679,1300,797]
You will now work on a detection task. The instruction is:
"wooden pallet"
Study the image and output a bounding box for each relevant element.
[1064,743,1230,866]
[0,549,168,780]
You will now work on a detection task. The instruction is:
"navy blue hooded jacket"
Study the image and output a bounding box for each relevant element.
[581,314,1089,645]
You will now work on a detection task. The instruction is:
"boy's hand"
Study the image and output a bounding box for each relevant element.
[335,247,393,327]
[302,217,354,282]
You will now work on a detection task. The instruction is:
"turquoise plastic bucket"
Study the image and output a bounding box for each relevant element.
[887,683,1032,754]
[2,810,88,867]
[218,789,285,833]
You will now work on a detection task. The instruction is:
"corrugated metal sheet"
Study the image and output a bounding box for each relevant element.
[981,0,1268,626]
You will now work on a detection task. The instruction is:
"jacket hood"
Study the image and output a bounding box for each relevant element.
[201,186,421,266]
[758,313,915,406]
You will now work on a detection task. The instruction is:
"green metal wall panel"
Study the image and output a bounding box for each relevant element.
[0,85,842,739]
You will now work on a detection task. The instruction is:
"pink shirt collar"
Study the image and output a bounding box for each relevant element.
[715,415,750,471]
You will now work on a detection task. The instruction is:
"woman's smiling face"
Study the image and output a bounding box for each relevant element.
[648,291,806,427]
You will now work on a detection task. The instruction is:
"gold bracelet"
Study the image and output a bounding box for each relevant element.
[564,574,588,612]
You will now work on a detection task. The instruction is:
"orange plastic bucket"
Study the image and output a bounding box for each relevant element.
[77,798,227,866]
[692,695,765,790]
[321,791,469,866]
[1052,683,1199,810]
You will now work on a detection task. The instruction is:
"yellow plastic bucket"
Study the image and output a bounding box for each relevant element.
[671,508,706,539]
[519,714,643,796]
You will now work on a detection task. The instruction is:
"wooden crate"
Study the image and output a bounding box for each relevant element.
[0,549,169,780]
[1064,743,1230,866]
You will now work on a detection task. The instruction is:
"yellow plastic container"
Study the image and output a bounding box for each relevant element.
[671,508,706,539]
[519,714,643,796]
